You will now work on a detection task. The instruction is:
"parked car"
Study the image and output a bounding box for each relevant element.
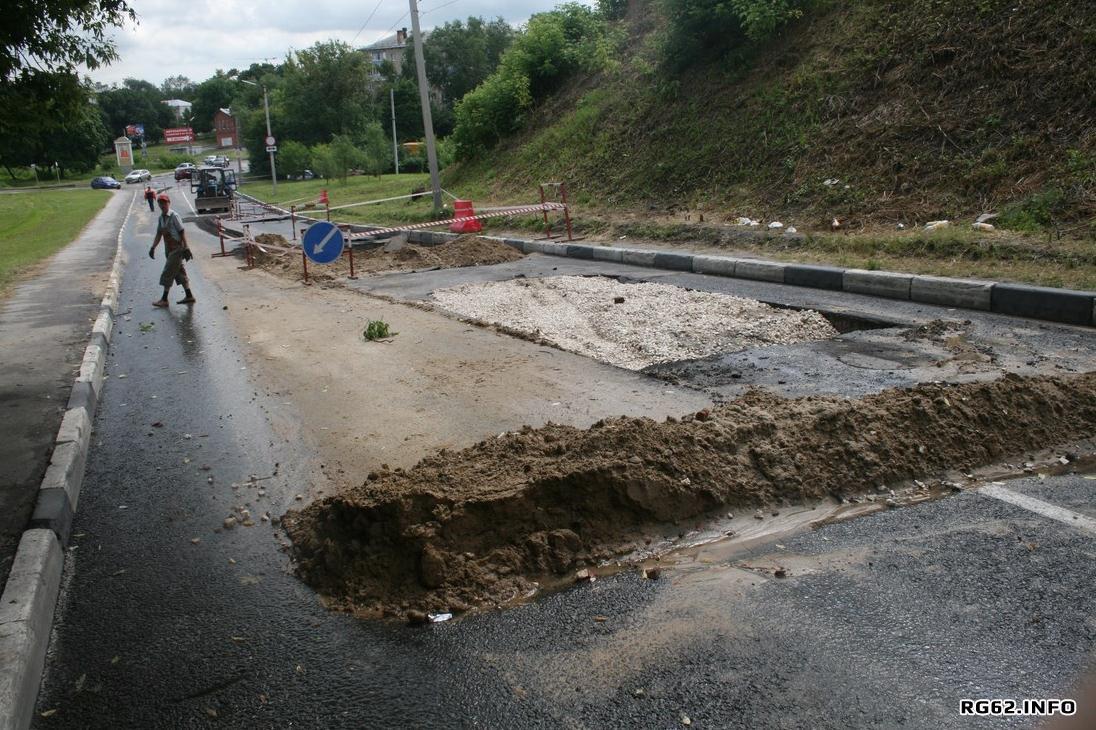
[124,169,151,184]
[90,176,121,189]
[175,162,196,181]
[212,155,230,168]
[203,155,217,166]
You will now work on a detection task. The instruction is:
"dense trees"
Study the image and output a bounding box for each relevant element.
[0,0,134,177]
[404,18,514,105]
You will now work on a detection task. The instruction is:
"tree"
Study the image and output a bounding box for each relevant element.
[403,17,515,105]
[96,79,172,141]
[355,122,391,176]
[0,72,107,177]
[2,0,135,81]
[278,140,310,178]
[279,42,370,147]
[190,73,238,133]
[160,75,195,98]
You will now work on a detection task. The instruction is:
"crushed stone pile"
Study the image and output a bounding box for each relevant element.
[253,233,523,282]
[431,275,839,370]
[284,372,1096,618]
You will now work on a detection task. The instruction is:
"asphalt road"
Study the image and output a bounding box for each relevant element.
[33,188,1096,727]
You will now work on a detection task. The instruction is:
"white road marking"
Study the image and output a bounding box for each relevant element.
[179,186,196,215]
[978,483,1096,535]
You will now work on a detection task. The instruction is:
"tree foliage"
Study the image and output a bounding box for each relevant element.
[452,3,614,157]
[1,0,135,80]
[277,140,310,178]
[660,0,814,71]
[189,72,239,133]
[404,17,515,105]
[280,41,371,147]
[0,72,106,175]
[96,79,174,140]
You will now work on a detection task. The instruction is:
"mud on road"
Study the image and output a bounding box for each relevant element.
[285,372,1096,619]
[253,233,523,283]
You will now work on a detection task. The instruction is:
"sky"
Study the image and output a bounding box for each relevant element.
[86,0,594,88]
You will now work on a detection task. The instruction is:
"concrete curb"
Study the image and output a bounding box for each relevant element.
[223,216,1096,327]
[476,233,1094,327]
[0,192,133,729]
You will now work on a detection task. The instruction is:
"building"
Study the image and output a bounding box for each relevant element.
[212,108,238,149]
[363,28,411,77]
[162,99,192,121]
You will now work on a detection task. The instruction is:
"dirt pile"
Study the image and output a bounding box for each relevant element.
[252,233,523,282]
[432,276,839,369]
[284,373,1096,617]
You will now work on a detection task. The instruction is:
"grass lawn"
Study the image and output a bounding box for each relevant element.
[243,173,542,229]
[0,190,111,294]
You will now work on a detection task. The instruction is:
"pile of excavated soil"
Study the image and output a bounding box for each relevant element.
[252,233,523,282]
[284,372,1096,618]
[431,276,840,370]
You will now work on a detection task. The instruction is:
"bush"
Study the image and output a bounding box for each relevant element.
[279,140,311,178]
[660,0,815,71]
[451,3,613,158]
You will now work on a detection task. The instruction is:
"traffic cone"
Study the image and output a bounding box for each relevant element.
[450,199,482,233]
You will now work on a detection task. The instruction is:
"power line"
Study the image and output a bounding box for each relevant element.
[422,0,460,15]
[350,0,386,45]
[385,10,410,33]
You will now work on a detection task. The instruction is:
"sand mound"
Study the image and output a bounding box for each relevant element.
[252,233,522,282]
[284,373,1096,618]
[432,276,840,369]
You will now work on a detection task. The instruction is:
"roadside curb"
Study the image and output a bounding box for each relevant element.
[216,212,1096,326]
[0,192,133,730]
[452,232,1094,328]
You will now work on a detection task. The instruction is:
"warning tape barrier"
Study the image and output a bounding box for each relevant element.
[346,203,567,241]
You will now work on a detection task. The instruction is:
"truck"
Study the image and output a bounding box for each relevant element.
[189,166,237,214]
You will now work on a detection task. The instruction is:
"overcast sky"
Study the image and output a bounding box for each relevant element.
[86,0,593,88]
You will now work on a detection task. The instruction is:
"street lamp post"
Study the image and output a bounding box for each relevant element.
[237,78,277,194]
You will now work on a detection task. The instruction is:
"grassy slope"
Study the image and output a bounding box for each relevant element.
[0,190,111,293]
[447,0,1095,235]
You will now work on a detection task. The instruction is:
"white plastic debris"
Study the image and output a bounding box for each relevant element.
[768,221,784,229]
[736,216,760,226]
[897,223,906,230]
[785,226,797,234]
[831,218,841,229]
[823,178,840,186]
[925,220,950,231]
[976,212,998,224]
[429,613,453,623]
[972,222,995,231]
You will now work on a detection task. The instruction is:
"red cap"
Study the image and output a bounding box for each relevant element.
[157,193,170,202]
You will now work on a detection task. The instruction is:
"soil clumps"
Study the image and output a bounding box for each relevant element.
[252,233,523,282]
[284,373,1096,618]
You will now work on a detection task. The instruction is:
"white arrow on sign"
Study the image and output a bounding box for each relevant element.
[312,226,341,257]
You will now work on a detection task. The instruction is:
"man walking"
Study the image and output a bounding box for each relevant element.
[143,185,155,211]
[149,193,196,307]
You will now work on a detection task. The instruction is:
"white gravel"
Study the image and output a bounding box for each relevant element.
[432,276,839,370]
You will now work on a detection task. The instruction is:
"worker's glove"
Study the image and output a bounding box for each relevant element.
[182,248,193,262]
[148,246,155,259]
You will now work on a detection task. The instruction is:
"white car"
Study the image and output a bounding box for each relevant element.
[124,169,151,183]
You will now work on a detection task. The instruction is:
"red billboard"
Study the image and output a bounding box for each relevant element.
[164,126,195,144]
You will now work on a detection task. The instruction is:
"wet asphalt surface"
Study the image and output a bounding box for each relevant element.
[33,192,1096,727]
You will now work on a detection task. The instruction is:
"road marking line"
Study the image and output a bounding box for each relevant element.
[179,186,196,215]
[978,484,1096,535]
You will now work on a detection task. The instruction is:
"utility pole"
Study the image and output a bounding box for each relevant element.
[390,87,400,175]
[262,84,277,194]
[409,0,442,215]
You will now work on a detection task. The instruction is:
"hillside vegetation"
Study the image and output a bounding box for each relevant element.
[447,0,1096,236]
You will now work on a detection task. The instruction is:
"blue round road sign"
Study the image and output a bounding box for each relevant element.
[302,221,345,264]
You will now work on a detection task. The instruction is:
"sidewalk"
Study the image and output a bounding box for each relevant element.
[0,191,132,592]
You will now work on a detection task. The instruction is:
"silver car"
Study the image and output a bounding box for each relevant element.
[124,169,151,183]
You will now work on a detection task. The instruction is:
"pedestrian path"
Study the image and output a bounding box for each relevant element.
[0,191,132,590]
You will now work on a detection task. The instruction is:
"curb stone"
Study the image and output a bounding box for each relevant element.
[0,192,132,729]
[222,209,1096,326]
